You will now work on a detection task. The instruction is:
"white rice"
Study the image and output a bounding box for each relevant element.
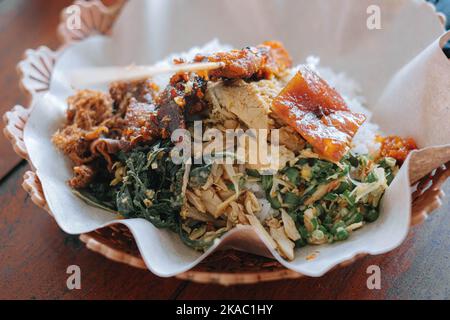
[257,198,278,222]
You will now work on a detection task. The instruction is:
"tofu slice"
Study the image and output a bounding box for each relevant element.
[206,79,284,130]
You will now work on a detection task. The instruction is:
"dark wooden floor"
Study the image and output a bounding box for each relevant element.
[0,0,449,300]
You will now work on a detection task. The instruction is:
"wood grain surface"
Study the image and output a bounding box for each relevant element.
[0,0,76,179]
[0,0,449,300]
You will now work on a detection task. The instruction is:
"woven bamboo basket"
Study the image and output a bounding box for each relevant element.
[3,0,450,285]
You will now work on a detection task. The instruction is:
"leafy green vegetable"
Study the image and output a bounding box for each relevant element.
[283,192,302,208]
[342,190,356,206]
[261,175,273,192]
[74,162,119,212]
[266,153,400,249]
[267,194,282,209]
[259,175,281,209]
[189,164,212,189]
[284,167,300,185]
[310,160,338,182]
[335,181,351,194]
[366,171,378,183]
[246,168,261,178]
[115,143,184,230]
[345,153,360,167]
[179,228,226,251]
[364,207,380,222]
[72,189,118,214]
[323,192,338,201]
[227,177,245,192]
[344,212,363,225]
[335,228,349,241]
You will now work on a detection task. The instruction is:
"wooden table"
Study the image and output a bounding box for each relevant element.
[0,0,449,300]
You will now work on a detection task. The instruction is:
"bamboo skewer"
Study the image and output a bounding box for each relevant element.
[69,61,225,88]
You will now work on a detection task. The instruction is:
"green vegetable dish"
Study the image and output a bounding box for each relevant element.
[74,142,398,260]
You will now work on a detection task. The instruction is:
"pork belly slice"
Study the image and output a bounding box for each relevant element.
[109,79,159,116]
[272,67,366,162]
[123,98,159,143]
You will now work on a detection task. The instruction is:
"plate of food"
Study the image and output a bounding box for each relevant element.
[4,0,450,285]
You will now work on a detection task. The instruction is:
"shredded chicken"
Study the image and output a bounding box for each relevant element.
[53,90,129,185]
[206,80,272,130]
[66,90,113,130]
[69,165,95,189]
[52,90,116,165]
[90,138,130,170]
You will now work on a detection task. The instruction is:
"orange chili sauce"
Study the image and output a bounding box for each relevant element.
[377,135,418,163]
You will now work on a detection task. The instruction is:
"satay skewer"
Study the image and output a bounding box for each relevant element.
[69,62,225,88]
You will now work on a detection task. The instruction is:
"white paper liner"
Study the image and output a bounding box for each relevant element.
[24,0,450,277]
